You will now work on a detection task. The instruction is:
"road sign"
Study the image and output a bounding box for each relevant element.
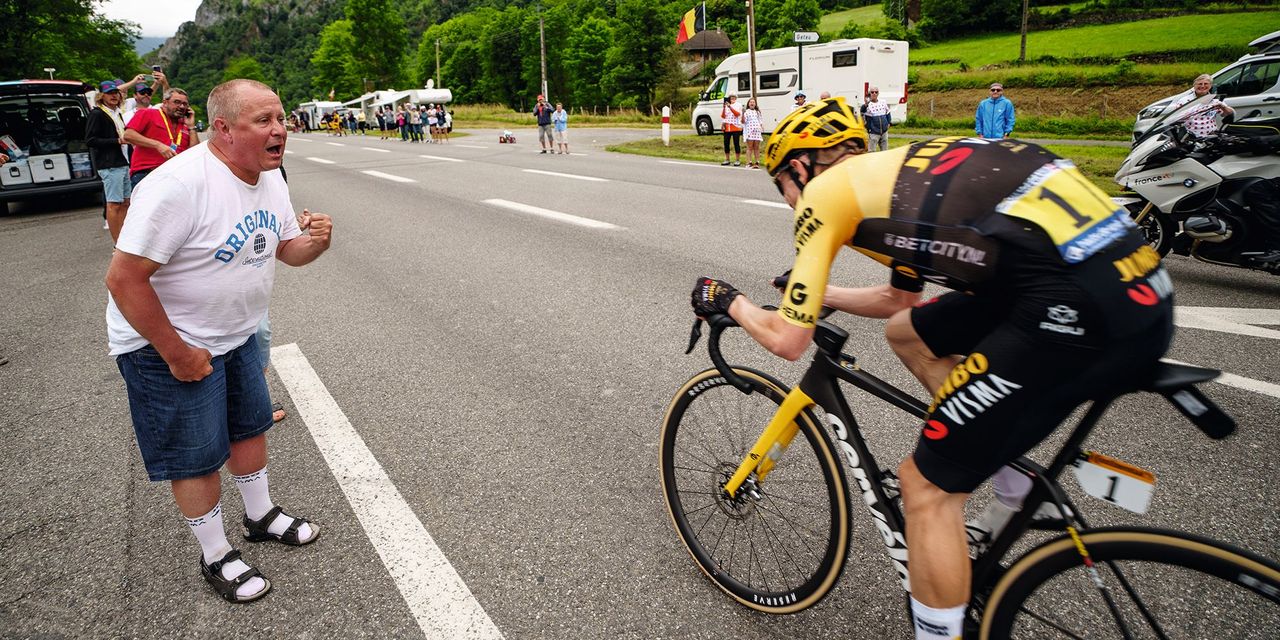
[794,31,820,43]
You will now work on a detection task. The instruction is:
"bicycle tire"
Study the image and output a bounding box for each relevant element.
[660,366,851,614]
[980,527,1280,639]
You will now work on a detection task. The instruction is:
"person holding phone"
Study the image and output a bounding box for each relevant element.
[123,68,169,116]
[720,94,742,167]
[123,87,198,189]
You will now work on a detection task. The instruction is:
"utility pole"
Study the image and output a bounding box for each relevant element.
[539,3,549,99]
[1019,0,1030,63]
[746,0,757,102]
[435,38,442,87]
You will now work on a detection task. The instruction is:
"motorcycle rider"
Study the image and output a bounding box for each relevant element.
[1171,74,1280,264]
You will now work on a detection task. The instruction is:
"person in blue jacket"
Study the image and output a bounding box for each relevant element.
[975,83,1016,139]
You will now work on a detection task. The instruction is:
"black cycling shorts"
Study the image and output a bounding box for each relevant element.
[906,233,1175,493]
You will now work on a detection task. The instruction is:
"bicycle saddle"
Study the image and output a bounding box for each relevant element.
[1139,361,1235,440]
[1139,360,1219,393]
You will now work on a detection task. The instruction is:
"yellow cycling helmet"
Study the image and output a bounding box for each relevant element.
[763,97,869,177]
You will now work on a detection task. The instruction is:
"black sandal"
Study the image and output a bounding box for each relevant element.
[243,505,320,546]
[200,549,271,603]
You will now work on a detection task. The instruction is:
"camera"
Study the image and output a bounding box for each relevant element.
[152,65,161,72]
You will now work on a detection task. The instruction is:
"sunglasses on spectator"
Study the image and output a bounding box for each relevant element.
[991,88,1003,93]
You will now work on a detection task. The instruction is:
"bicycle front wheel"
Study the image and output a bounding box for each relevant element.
[659,366,851,614]
[980,527,1280,639]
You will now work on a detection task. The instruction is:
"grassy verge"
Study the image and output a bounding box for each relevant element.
[912,61,1227,91]
[913,12,1276,66]
[607,135,1129,195]
[450,102,685,128]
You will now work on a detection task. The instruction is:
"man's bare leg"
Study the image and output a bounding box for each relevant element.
[105,201,129,244]
[885,308,961,393]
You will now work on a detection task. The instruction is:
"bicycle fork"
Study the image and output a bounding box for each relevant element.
[721,387,813,498]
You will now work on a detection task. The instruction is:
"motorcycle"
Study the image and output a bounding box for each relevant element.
[1114,94,1280,275]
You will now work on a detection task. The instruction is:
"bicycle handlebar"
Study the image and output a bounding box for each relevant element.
[686,314,754,395]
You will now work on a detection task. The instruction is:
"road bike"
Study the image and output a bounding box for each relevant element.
[659,312,1280,638]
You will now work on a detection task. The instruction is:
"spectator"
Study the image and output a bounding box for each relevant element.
[123,82,158,126]
[552,102,569,155]
[793,91,807,110]
[534,95,554,154]
[975,82,1016,140]
[410,106,424,143]
[818,91,831,100]
[123,88,197,190]
[1169,73,1235,138]
[720,94,742,167]
[105,78,331,605]
[355,109,366,135]
[397,106,408,141]
[120,72,166,115]
[861,85,892,152]
[86,80,133,241]
[439,105,451,143]
[742,97,763,169]
[426,104,440,144]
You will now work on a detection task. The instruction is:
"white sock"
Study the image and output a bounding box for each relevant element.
[911,597,965,640]
[185,503,266,598]
[233,468,313,542]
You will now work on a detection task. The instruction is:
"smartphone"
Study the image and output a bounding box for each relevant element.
[152,65,161,72]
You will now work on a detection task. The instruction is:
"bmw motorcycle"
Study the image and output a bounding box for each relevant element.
[1115,94,1280,275]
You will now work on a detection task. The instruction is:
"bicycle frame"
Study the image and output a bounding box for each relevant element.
[718,319,1102,598]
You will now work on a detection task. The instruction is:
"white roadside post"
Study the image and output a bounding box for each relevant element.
[662,105,671,146]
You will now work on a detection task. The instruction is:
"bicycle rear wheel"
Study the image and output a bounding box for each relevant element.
[660,366,851,614]
[980,527,1280,639]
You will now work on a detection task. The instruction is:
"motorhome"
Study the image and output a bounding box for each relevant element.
[691,38,909,136]
[298,100,343,131]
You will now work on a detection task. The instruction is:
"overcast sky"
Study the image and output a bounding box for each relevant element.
[100,0,203,37]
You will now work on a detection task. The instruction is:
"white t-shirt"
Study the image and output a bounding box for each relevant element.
[106,142,301,356]
[123,104,151,126]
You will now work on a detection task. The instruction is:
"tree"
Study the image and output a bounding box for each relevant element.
[346,0,409,90]
[603,0,673,108]
[564,15,616,107]
[222,55,267,83]
[0,0,140,82]
[917,0,1021,40]
[311,20,361,100]
[480,6,527,107]
[757,0,823,49]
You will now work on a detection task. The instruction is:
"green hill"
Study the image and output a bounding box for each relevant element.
[914,11,1277,65]
[818,4,883,35]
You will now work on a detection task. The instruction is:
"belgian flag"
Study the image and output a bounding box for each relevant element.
[676,4,705,44]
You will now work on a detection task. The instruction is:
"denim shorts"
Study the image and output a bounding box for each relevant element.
[116,337,273,482]
[99,166,132,203]
[129,169,153,190]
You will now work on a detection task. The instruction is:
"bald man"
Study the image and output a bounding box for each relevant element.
[106,79,333,603]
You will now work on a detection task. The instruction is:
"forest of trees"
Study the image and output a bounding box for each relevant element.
[3,0,1219,112]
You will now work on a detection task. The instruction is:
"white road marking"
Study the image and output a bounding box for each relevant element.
[284,149,295,155]
[1174,307,1280,340]
[1163,359,1280,400]
[305,157,335,164]
[419,154,465,163]
[361,147,391,153]
[455,144,488,149]
[326,142,346,147]
[483,199,623,230]
[362,170,416,183]
[522,169,607,182]
[742,199,790,210]
[271,344,504,640]
[290,138,313,143]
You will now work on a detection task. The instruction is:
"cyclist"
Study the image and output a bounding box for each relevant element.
[690,97,1175,640]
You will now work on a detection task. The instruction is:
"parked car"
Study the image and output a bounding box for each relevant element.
[1132,30,1280,142]
[0,79,100,215]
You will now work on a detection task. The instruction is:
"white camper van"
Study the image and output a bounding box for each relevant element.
[691,38,909,136]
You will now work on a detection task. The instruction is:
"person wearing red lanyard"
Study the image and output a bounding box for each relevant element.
[124,87,199,189]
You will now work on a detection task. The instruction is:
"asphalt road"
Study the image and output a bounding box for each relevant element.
[1,128,1276,639]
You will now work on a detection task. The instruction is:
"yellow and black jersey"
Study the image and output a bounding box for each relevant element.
[778,137,1135,328]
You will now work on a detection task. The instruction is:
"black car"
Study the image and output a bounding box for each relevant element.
[0,79,100,215]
